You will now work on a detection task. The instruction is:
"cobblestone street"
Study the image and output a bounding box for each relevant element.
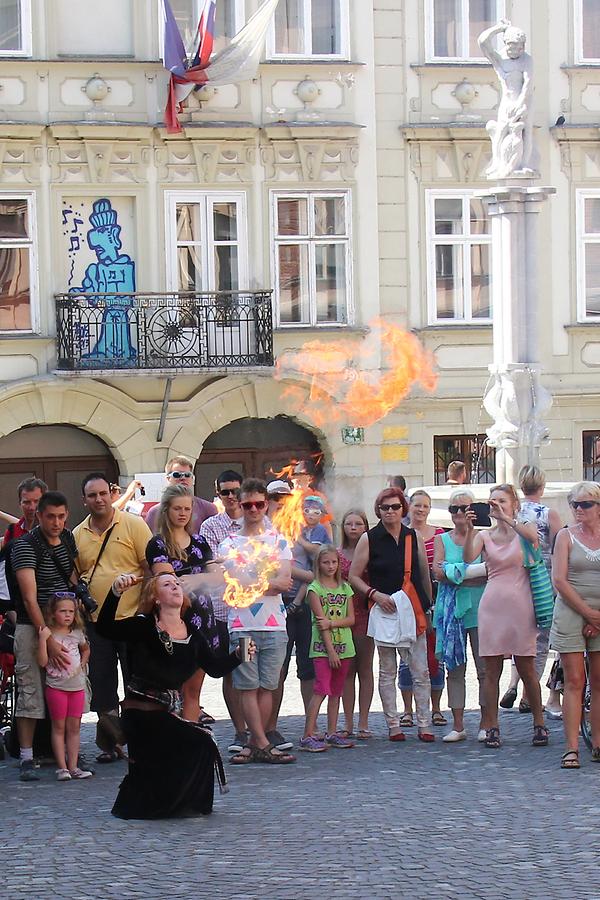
[2,660,598,900]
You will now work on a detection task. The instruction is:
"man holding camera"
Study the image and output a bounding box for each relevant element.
[11,491,78,781]
[73,473,151,763]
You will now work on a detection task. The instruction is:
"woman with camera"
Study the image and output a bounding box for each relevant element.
[96,571,248,818]
[464,484,547,749]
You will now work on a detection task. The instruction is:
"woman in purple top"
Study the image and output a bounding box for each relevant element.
[146,484,220,723]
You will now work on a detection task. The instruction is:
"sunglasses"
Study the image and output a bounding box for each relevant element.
[570,500,599,509]
[379,503,403,512]
[241,500,267,511]
[53,591,77,599]
[219,488,240,496]
[449,504,470,514]
[169,471,194,480]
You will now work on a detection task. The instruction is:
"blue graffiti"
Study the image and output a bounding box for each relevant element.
[69,199,136,365]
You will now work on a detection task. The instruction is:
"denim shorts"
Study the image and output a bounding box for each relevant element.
[281,603,315,682]
[230,630,288,691]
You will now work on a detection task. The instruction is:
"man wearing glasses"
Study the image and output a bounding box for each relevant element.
[219,478,295,763]
[144,455,217,534]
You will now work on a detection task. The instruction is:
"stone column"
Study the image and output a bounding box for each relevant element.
[481,182,556,485]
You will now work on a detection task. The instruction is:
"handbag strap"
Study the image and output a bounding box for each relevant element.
[34,533,77,590]
[519,536,540,568]
[86,524,116,588]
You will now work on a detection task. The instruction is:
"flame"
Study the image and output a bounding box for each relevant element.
[275,318,437,428]
[272,489,306,544]
[221,534,282,608]
[269,451,324,482]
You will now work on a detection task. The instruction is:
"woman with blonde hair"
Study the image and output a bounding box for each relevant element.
[464,484,548,749]
[500,465,563,716]
[551,481,600,769]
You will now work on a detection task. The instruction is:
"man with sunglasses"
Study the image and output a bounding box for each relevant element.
[200,470,248,751]
[144,455,217,534]
[11,491,78,780]
[219,478,295,763]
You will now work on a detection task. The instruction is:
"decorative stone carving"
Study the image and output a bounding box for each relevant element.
[0,139,43,184]
[483,364,552,451]
[260,137,359,182]
[156,139,255,183]
[49,139,149,183]
[404,131,491,183]
[478,20,539,179]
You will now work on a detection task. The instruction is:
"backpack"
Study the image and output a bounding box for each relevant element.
[0,523,20,612]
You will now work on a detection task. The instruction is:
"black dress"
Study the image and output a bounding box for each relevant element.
[96,588,239,820]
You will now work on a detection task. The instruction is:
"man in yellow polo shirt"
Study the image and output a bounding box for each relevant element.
[73,472,151,763]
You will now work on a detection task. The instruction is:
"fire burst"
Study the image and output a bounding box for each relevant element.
[221,535,282,608]
[275,318,437,428]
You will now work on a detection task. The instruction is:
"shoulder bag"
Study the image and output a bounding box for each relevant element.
[519,536,555,629]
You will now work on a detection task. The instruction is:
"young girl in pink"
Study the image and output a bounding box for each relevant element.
[38,592,93,781]
[300,546,355,752]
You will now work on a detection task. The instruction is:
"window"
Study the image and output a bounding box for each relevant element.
[426,191,492,324]
[0,194,37,332]
[165,192,248,292]
[272,191,352,326]
[575,0,600,62]
[161,0,242,58]
[583,430,600,481]
[0,0,32,56]
[426,0,504,61]
[434,434,496,485]
[577,191,600,320]
[268,0,349,58]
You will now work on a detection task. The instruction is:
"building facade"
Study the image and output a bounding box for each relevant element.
[0,1,598,520]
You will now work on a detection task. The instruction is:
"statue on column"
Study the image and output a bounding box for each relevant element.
[478,19,539,179]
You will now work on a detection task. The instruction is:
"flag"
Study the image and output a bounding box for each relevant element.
[162,0,280,133]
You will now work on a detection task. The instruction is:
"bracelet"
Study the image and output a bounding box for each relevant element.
[366,588,376,602]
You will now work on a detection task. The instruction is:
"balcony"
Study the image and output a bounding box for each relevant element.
[55,291,274,372]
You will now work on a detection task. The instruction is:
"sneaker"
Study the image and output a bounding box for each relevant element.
[228,730,249,754]
[325,732,354,749]
[477,729,487,742]
[69,767,93,779]
[266,729,293,751]
[19,759,40,782]
[56,768,72,781]
[77,753,96,775]
[299,735,328,753]
[442,729,467,743]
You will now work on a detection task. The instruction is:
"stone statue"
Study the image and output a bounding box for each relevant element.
[478,19,539,179]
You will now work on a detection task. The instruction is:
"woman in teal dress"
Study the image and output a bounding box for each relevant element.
[432,489,489,743]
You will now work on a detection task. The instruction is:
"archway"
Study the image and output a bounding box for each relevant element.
[0,424,118,525]
[195,415,322,499]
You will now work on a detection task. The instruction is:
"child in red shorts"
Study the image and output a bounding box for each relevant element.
[38,592,92,781]
[299,546,355,752]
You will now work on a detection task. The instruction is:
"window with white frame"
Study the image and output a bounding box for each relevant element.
[165,192,248,292]
[576,191,600,320]
[426,191,492,323]
[0,194,37,332]
[575,0,600,62]
[272,191,352,326]
[268,0,349,58]
[426,0,504,61]
[161,0,242,58]
[0,0,32,56]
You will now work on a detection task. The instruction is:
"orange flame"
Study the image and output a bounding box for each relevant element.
[275,318,437,428]
[221,535,282,608]
[272,489,306,545]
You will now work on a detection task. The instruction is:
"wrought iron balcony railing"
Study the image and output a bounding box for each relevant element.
[55,290,274,371]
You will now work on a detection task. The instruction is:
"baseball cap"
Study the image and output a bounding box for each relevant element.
[303,495,324,510]
[266,480,292,496]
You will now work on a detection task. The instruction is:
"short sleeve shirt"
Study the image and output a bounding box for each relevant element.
[218,529,292,633]
[11,527,77,624]
[45,629,87,691]
[308,580,355,659]
[145,533,213,575]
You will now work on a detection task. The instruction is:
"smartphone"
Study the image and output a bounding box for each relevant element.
[470,501,492,528]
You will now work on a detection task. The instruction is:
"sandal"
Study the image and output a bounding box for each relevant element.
[253,743,296,764]
[357,729,373,740]
[432,712,447,727]
[337,730,355,739]
[591,747,600,762]
[560,750,580,769]
[484,727,501,749]
[532,725,549,747]
[399,713,414,727]
[418,732,435,743]
[96,750,119,764]
[230,746,255,765]
[389,730,406,742]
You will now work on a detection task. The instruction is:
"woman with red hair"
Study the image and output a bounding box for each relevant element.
[349,488,434,742]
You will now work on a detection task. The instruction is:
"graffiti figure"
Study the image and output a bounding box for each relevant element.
[69,199,136,364]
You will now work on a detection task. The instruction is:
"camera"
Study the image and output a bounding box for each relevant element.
[74,579,98,615]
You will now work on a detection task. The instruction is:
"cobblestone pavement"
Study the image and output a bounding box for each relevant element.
[2,657,598,900]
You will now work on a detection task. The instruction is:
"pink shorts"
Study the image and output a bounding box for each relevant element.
[45,686,85,720]
[312,656,351,698]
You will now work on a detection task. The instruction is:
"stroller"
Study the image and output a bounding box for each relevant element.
[0,610,16,760]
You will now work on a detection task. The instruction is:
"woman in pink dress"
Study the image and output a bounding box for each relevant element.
[464,484,548,749]
[338,509,373,739]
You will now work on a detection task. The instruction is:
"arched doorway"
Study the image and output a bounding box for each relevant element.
[195,415,322,499]
[0,424,118,525]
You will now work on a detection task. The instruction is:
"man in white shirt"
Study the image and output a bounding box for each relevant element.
[219,478,295,764]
